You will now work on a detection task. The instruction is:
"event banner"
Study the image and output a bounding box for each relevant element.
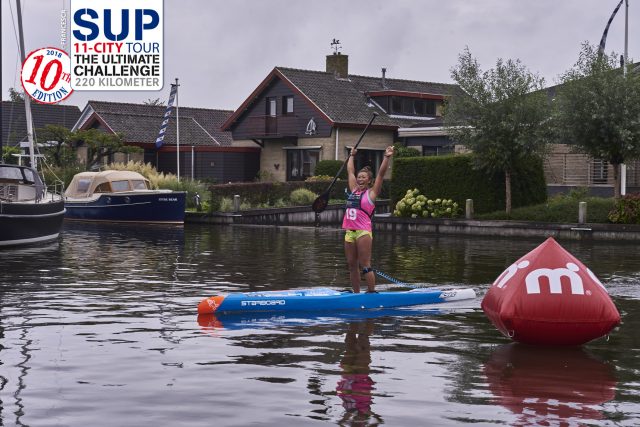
[69,0,163,91]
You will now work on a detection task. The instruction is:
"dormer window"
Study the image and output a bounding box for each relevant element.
[390,96,436,116]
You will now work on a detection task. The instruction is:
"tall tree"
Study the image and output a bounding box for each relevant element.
[37,125,73,167]
[553,43,640,198]
[72,129,142,170]
[8,87,24,101]
[444,48,551,213]
[143,98,164,106]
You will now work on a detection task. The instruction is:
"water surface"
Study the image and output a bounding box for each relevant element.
[1,223,639,426]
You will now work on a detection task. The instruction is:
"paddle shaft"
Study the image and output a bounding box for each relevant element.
[320,113,378,197]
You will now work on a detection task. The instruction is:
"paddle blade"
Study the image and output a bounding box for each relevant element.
[312,193,329,213]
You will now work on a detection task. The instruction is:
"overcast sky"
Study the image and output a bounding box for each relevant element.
[2,0,638,112]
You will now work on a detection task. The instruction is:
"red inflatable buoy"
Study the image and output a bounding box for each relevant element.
[481,237,620,345]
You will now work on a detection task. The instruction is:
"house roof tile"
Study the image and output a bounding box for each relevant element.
[84,101,234,146]
[2,101,81,146]
[268,67,462,128]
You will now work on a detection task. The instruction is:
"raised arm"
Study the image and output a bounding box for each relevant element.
[347,148,358,192]
[370,146,394,201]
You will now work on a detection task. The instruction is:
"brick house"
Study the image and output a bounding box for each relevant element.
[221,53,463,182]
[72,101,259,183]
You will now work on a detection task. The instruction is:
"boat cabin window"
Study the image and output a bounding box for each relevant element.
[131,180,148,190]
[94,183,111,193]
[111,180,131,192]
[0,167,25,182]
[76,178,92,193]
[21,168,36,184]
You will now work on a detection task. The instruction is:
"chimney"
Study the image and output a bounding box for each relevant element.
[381,67,387,88]
[326,53,349,78]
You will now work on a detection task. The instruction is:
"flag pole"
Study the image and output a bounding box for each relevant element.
[175,77,180,182]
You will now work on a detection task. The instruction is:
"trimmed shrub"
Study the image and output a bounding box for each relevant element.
[314,160,347,180]
[478,196,614,223]
[289,188,318,205]
[392,143,421,158]
[608,193,640,224]
[390,154,547,214]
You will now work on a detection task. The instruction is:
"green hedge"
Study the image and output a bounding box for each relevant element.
[314,160,347,180]
[209,180,347,207]
[390,154,547,214]
[209,179,391,211]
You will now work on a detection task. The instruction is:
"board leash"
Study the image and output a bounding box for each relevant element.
[374,269,408,286]
[373,269,436,290]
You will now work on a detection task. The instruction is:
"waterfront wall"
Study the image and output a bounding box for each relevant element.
[186,203,640,241]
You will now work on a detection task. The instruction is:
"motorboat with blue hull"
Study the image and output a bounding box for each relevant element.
[0,164,65,247]
[64,170,186,224]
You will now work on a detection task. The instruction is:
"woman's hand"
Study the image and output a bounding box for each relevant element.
[384,146,394,158]
[350,148,358,157]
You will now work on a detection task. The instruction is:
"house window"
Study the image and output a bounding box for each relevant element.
[348,148,385,177]
[422,145,454,156]
[390,96,437,116]
[283,96,294,114]
[592,159,609,184]
[391,97,402,114]
[287,149,320,181]
[266,97,277,116]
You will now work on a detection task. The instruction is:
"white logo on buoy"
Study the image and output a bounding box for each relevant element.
[525,263,584,295]
[494,260,530,288]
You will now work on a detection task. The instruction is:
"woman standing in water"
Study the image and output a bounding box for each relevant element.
[342,145,394,293]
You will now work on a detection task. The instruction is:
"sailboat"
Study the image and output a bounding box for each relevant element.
[0,0,65,247]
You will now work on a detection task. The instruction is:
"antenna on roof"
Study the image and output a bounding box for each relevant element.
[331,38,342,55]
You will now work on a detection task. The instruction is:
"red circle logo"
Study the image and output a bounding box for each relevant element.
[21,47,73,104]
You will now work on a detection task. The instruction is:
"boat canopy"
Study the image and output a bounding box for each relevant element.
[65,170,151,198]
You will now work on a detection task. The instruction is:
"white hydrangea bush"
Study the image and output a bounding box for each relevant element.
[393,188,460,219]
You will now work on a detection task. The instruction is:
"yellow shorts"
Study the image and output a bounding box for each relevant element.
[344,229,373,243]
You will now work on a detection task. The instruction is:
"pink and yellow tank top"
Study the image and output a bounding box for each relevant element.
[342,189,375,232]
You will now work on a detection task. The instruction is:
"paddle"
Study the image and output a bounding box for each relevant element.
[311,112,378,213]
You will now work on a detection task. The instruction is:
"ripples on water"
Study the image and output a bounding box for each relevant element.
[0,222,639,426]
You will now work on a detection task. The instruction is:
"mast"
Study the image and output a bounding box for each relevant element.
[15,0,37,170]
[175,78,180,181]
[621,0,629,195]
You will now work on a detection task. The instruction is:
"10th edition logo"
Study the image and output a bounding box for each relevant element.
[70,0,163,91]
[21,47,73,104]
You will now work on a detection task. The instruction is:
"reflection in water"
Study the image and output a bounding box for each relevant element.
[337,320,382,426]
[484,343,617,425]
